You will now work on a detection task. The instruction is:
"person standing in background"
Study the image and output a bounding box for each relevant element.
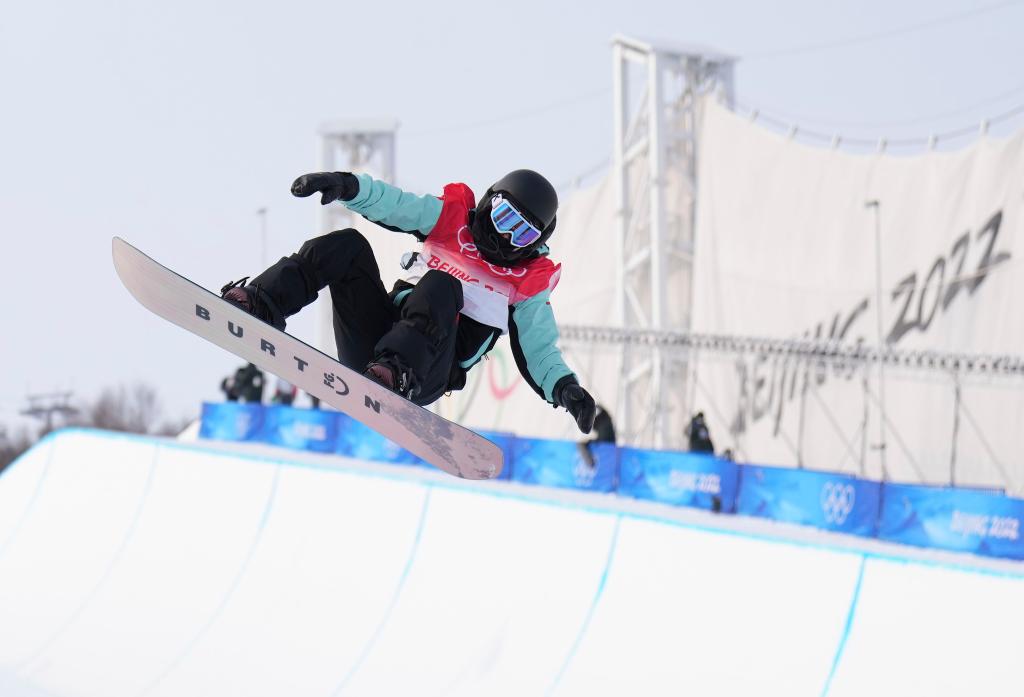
[579,403,616,468]
[271,376,297,406]
[685,411,715,453]
[220,363,265,403]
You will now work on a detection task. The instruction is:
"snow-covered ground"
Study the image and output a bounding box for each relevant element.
[0,429,1021,696]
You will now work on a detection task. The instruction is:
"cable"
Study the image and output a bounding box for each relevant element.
[555,157,611,191]
[746,0,1024,60]
[735,100,1024,150]
[736,79,1024,130]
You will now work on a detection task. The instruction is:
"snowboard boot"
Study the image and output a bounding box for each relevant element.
[220,277,287,331]
[363,352,422,402]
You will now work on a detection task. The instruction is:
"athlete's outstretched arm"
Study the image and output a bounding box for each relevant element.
[509,292,596,433]
[291,171,442,239]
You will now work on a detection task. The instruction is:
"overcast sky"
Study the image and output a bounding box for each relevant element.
[2,0,1023,432]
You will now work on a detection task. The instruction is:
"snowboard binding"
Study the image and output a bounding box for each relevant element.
[364,352,422,402]
[220,277,287,331]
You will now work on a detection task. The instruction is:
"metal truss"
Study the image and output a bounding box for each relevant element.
[561,323,1022,488]
[611,35,735,447]
[312,120,397,354]
[559,325,1024,377]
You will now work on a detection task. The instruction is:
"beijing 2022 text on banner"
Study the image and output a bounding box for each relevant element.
[691,98,1024,489]
[199,402,264,442]
[878,483,1024,559]
[261,405,339,453]
[618,448,738,512]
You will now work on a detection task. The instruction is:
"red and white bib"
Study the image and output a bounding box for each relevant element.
[403,183,561,333]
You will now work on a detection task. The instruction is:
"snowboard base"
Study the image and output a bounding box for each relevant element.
[111,237,503,480]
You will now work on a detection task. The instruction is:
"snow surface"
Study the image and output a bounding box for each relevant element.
[0,429,1021,697]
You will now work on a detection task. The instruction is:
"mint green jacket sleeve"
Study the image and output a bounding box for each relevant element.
[342,173,443,236]
[508,291,576,403]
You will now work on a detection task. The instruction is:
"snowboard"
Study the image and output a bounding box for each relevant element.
[111,237,503,480]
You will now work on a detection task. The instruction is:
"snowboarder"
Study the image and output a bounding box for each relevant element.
[220,169,597,434]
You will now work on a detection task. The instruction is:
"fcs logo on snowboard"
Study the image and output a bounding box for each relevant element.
[193,302,382,415]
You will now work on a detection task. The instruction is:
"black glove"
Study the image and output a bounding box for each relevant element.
[554,377,597,434]
[290,172,359,205]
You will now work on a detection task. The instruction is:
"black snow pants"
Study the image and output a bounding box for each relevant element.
[249,229,465,406]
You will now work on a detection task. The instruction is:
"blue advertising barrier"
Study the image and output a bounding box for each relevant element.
[510,438,618,492]
[199,402,264,442]
[334,422,508,479]
[260,405,339,453]
[736,465,881,537]
[618,448,738,512]
[200,403,510,476]
[476,431,515,481]
[878,483,1024,560]
[197,402,1024,560]
[334,413,425,466]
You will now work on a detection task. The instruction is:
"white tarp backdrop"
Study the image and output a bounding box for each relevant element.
[342,102,1022,491]
[691,99,1024,491]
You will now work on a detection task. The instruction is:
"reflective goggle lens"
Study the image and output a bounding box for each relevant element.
[490,195,542,248]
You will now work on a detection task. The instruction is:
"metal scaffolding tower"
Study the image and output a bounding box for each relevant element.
[313,120,398,355]
[611,34,735,448]
[21,392,77,435]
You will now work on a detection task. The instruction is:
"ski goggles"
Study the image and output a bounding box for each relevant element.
[489,195,543,248]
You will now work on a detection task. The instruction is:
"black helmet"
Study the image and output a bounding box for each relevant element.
[471,169,558,266]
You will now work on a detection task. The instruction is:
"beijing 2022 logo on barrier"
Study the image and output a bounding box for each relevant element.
[820,482,856,525]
